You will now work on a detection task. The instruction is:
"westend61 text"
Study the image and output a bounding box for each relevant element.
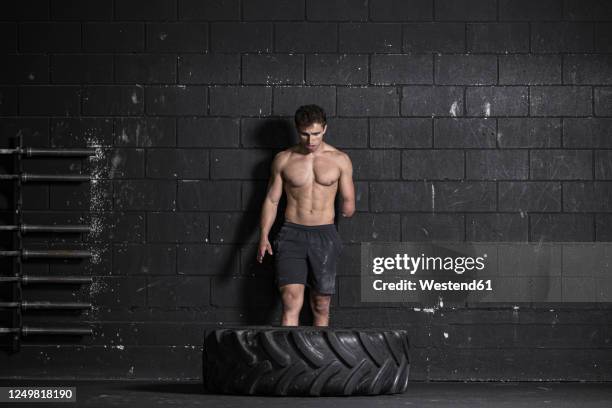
[372,279,493,291]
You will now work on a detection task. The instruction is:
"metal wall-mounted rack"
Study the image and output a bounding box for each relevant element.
[0,133,98,352]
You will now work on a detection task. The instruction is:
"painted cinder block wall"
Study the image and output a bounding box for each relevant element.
[1,0,611,380]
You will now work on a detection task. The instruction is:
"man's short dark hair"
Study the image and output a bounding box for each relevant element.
[294,104,327,129]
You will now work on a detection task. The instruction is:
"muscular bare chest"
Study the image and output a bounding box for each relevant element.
[282,155,340,188]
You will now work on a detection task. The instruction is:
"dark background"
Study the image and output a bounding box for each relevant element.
[1,0,611,381]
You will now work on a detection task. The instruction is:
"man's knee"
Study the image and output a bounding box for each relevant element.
[310,293,331,315]
[280,285,304,310]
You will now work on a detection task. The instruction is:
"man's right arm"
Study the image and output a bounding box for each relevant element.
[338,152,356,218]
[257,152,285,262]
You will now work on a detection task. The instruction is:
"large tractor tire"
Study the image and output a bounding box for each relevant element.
[202,325,410,396]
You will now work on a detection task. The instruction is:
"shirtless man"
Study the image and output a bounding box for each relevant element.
[256,104,355,327]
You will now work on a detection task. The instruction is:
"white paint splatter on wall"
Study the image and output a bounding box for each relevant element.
[449,101,459,117]
[86,136,106,246]
[431,183,435,213]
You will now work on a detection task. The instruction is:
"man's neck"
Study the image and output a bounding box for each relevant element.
[296,142,325,155]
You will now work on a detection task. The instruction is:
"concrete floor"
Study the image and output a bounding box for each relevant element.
[0,380,611,407]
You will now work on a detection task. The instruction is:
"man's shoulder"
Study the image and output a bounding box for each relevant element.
[274,148,294,160]
[325,145,350,163]
[317,142,343,155]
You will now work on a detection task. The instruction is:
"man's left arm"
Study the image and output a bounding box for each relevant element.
[338,152,355,218]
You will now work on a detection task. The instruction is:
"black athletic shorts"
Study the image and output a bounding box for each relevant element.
[272,221,343,295]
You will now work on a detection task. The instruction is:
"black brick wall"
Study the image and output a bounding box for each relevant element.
[1,0,611,381]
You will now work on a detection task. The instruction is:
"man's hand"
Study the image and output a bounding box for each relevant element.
[257,238,273,263]
[257,151,285,264]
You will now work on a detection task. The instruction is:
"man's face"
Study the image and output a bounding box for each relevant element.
[297,122,326,153]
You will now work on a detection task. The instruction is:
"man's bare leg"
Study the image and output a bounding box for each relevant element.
[309,289,331,327]
[279,284,305,326]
